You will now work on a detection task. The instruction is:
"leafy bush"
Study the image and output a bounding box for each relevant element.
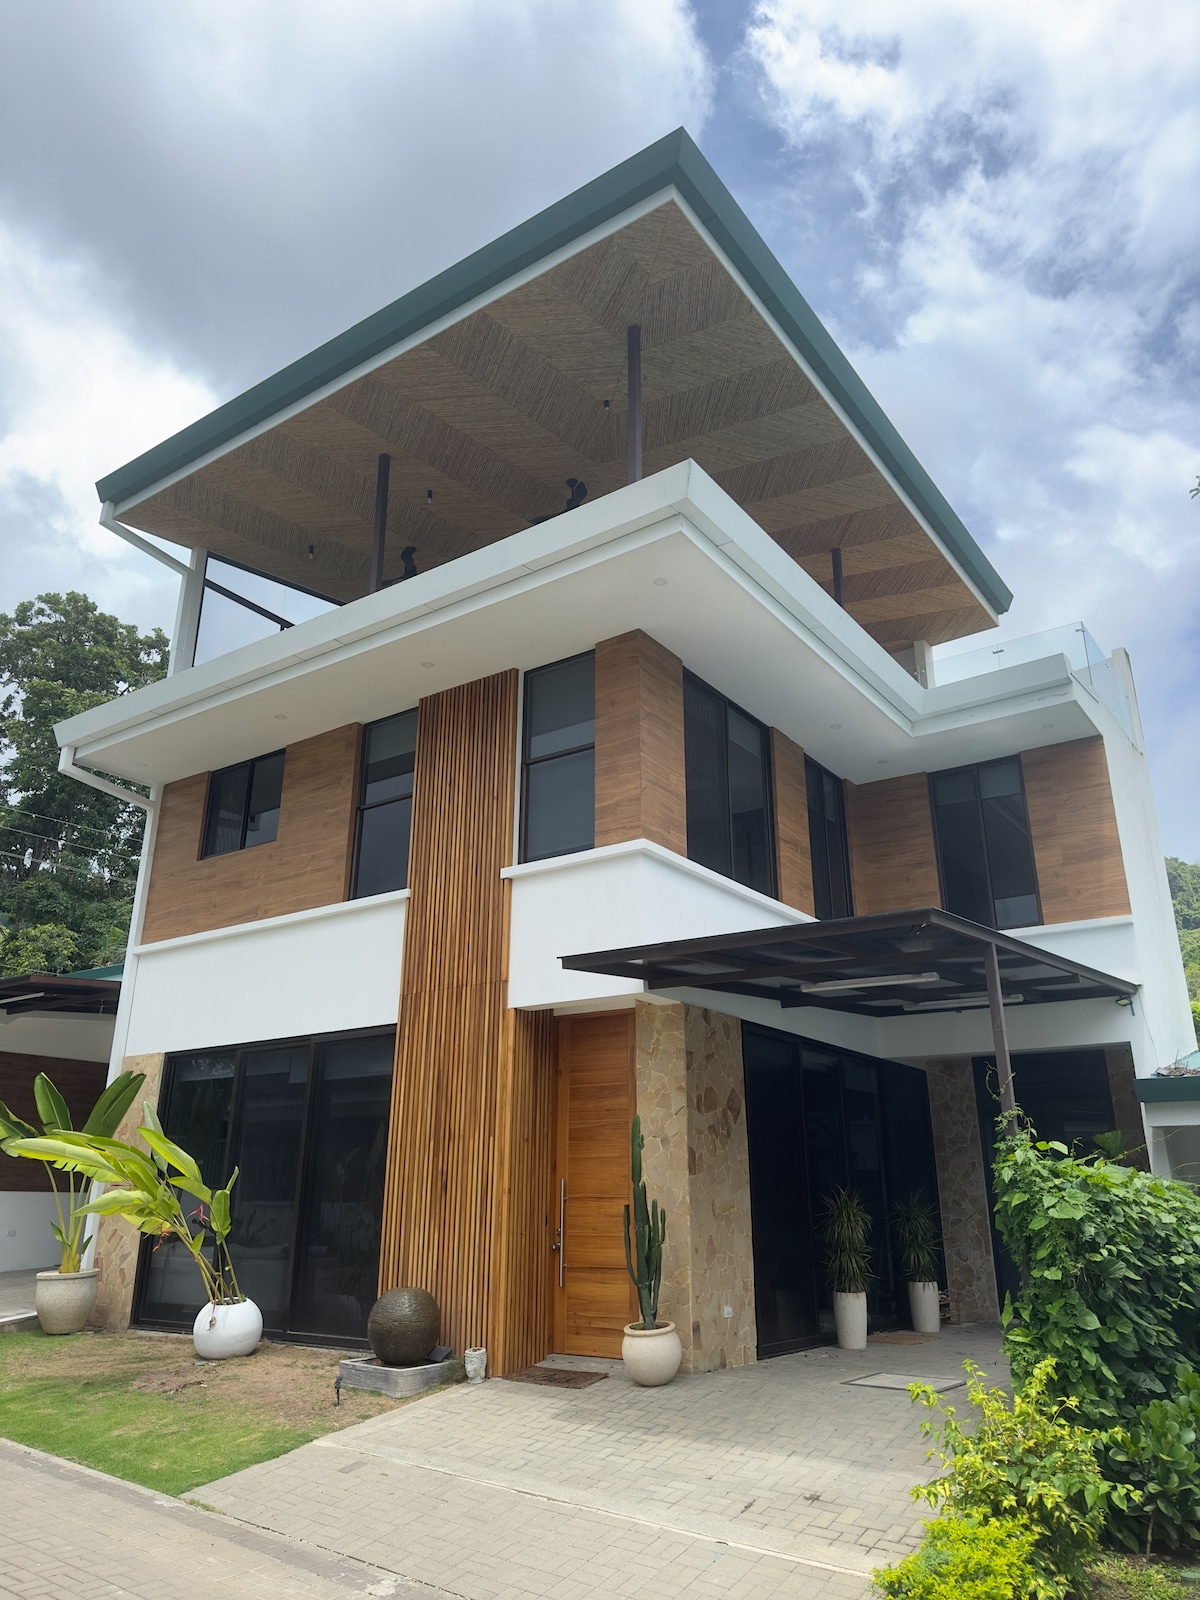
[910,1360,1120,1598]
[874,1517,1040,1600]
[1101,1369,1200,1554]
[992,1126,1200,1426]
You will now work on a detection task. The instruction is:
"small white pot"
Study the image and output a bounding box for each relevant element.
[907,1281,942,1334]
[35,1268,99,1336]
[464,1347,487,1383]
[192,1298,263,1359]
[622,1321,683,1386]
[833,1291,868,1351]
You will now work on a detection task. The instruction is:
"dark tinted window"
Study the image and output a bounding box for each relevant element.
[930,758,1040,929]
[521,654,595,862]
[683,673,774,896]
[202,751,284,857]
[353,710,417,897]
[805,757,853,919]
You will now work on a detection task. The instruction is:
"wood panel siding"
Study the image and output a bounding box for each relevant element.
[771,729,815,915]
[379,670,556,1375]
[140,724,361,943]
[846,773,941,914]
[0,1053,107,1191]
[594,631,687,853]
[1021,738,1131,923]
[553,1013,637,1357]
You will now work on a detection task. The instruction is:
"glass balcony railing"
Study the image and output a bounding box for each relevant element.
[934,623,1135,740]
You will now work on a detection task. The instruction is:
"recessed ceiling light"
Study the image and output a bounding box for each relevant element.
[421,661,435,668]
[829,723,842,730]
[877,759,889,765]
[653,578,668,587]
[273,713,286,720]
[1042,721,1055,728]
[136,762,148,769]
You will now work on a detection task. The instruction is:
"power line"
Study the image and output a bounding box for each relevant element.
[0,802,144,843]
[0,849,137,888]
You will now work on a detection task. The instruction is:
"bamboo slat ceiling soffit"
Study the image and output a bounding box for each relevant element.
[98,131,1011,650]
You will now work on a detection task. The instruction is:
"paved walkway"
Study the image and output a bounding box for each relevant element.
[0,1268,46,1332]
[193,1325,1005,1600]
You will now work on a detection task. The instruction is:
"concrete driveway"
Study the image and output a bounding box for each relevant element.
[194,1324,1005,1600]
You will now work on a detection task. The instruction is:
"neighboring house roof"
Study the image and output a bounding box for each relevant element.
[96,130,1010,651]
[0,973,121,1018]
[67,962,125,981]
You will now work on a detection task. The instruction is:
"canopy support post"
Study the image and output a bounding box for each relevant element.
[985,941,1017,1134]
[626,325,642,483]
[370,453,391,593]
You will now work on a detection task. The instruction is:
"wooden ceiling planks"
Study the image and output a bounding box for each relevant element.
[117,199,996,645]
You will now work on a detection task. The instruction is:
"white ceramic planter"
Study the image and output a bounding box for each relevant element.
[907,1281,941,1334]
[464,1347,487,1383]
[622,1321,682,1386]
[833,1291,868,1351]
[35,1268,99,1335]
[192,1298,263,1359]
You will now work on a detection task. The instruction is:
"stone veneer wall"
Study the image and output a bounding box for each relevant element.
[922,1057,999,1323]
[90,1052,165,1332]
[1105,1045,1150,1170]
[633,998,757,1371]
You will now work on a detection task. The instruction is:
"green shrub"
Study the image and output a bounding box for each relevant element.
[1101,1369,1200,1554]
[992,1126,1200,1427]
[874,1517,1040,1600]
[910,1360,1121,1597]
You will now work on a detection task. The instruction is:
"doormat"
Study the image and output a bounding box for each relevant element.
[868,1332,937,1345]
[503,1366,608,1389]
[845,1372,964,1392]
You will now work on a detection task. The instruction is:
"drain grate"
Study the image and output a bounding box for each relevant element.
[845,1371,965,1392]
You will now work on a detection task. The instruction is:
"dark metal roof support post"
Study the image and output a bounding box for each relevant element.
[831,546,844,607]
[985,940,1017,1134]
[369,453,391,593]
[626,325,642,483]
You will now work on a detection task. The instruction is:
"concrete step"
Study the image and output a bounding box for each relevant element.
[0,1309,38,1334]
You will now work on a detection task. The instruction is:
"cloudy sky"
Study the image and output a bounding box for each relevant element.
[2,1,1197,853]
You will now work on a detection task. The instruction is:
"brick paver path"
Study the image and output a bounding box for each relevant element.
[193,1324,1005,1600]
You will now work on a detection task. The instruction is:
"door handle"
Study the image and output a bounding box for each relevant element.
[553,1178,565,1287]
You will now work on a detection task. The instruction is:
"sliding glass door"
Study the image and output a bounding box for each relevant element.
[135,1029,394,1345]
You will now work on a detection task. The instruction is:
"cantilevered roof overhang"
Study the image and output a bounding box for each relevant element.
[561,909,1137,1019]
[97,130,1010,650]
[0,973,121,1020]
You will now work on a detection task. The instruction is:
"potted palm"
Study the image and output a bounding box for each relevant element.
[893,1191,942,1335]
[822,1187,873,1350]
[0,1068,145,1334]
[621,1114,681,1386]
[5,1102,261,1358]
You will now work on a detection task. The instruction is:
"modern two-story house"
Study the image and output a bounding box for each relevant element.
[55,130,1194,1374]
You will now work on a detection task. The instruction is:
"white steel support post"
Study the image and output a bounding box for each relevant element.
[170,548,208,676]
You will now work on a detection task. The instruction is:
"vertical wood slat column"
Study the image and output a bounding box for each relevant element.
[594,630,687,852]
[378,669,555,1374]
[771,729,815,914]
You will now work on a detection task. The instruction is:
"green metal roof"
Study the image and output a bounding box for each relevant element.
[66,962,124,982]
[96,129,1011,616]
[1136,1073,1200,1103]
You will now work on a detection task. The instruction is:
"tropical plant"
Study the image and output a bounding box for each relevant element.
[4,1103,244,1306]
[893,1191,941,1284]
[992,1124,1200,1426]
[873,1515,1040,1600]
[623,1113,666,1330]
[1101,1367,1200,1554]
[909,1359,1125,1599]
[0,1068,145,1271]
[823,1187,874,1295]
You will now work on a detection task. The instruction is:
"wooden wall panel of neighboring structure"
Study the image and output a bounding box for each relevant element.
[1021,737,1131,923]
[846,773,942,914]
[771,729,814,915]
[594,631,687,853]
[140,724,361,943]
[0,1053,107,1191]
[379,670,555,1375]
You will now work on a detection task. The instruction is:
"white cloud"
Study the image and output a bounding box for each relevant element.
[744,0,1200,855]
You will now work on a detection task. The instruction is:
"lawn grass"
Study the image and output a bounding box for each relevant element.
[1092,1555,1200,1600]
[0,1329,425,1495]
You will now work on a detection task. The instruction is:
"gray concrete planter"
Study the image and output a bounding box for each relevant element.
[35,1268,99,1335]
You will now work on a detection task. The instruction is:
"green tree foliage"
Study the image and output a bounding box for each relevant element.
[1102,1369,1200,1554]
[1165,858,1200,1007]
[994,1128,1200,1426]
[0,593,167,974]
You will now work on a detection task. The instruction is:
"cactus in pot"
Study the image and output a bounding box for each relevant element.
[620,1114,680,1385]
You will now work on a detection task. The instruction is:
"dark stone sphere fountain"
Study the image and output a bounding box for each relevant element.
[366,1287,441,1367]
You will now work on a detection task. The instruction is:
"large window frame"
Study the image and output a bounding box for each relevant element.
[201,749,285,858]
[519,651,596,864]
[352,708,418,899]
[928,756,1042,930]
[682,670,776,898]
[805,756,853,920]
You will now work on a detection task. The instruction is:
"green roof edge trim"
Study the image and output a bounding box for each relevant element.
[96,128,1012,615]
[1135,1075,1200,1103]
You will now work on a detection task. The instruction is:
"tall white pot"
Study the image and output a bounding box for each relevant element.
[833,1291,867,1351]
[907,1281,941,1335]
[193,1298,263,1359]
[35,1268,99,1335]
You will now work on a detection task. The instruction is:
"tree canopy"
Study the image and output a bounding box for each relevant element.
[0,592,168,975]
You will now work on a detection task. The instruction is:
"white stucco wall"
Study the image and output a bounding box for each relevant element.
[0,1192,59,1272]
[122,891,408,1057]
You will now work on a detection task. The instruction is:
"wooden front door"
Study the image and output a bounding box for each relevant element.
[552,1013,636,1357]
